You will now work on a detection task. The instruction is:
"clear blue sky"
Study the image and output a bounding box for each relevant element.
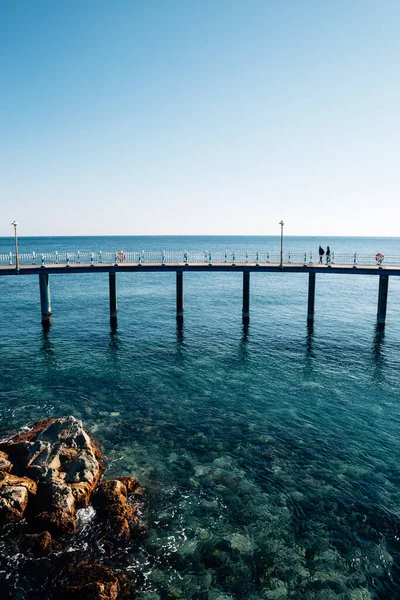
[1,0,399,237]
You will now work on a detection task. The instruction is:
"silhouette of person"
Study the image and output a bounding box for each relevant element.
[319,245,325,264]
[326,246,331,264]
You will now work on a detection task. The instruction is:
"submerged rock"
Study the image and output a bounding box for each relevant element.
[227,532,254,554]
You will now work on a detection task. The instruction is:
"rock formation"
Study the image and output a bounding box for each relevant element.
[59,562,134,600]
[0,416,145,600]
[93,477,145,547]
[0,471,37,522]
[0,416,102,534]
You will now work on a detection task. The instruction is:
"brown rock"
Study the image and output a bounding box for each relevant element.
[60,562,133,600]
[93,480,139,544]
[70,481,92,507]
[22,531,53,553]
[35,508,76,535]
[0,472,37,523]
[0,417,103,535]
[0,450,12,472]
[1,417,102,493]
[115,476,144,495]
[0,471,37,494]
[65,581,114,600]
[28,469,77,535]
[42,469,76,514]
[0,417,145,559]
[0,419,55,447]
[0,487,28,522]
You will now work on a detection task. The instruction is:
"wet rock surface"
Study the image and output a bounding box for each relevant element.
[0,471,37,523]
[59,562,134,600]
[21,530,55,554]
[0,450,12,472]
[0,417,146,599]
[93,478,143,547]
[0,416,102,533]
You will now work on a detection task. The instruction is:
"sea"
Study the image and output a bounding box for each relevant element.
[0,235,400,600]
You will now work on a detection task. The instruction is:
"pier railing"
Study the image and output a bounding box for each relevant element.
[0,250,398,267]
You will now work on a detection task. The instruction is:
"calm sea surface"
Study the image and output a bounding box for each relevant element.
[1,235,400,600]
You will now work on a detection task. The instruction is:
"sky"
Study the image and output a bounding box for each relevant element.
[1,0,399,237]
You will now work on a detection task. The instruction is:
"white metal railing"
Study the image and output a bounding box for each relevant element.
[0,250,398,268]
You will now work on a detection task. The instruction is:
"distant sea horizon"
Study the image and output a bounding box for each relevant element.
[1,233,399,238]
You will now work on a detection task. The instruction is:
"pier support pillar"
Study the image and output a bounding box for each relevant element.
[39,273,52,327]
[377,274,389,325]
[176,271,184,320]
[242,271,250,324]
[109,272,118,327]
[307,273,316,322]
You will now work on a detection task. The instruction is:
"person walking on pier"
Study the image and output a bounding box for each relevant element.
[319,245,325,263]
[326,246,331,264]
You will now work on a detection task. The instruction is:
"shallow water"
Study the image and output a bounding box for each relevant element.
[1,236,400,599]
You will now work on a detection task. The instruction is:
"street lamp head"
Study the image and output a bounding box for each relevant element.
[279,220,284,227]
[11,221,19,228]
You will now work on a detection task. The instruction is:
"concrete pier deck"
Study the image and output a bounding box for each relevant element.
[1,262,400,276]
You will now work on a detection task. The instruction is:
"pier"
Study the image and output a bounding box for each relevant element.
[1,250,399,328]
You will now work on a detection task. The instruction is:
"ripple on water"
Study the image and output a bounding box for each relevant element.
[1,236,400,598]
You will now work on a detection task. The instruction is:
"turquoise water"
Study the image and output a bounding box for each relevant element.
[1,236,400,599]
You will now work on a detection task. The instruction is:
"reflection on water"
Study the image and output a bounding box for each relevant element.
[39,327,57,372]
[370,323,386,386]
[40,328,53,354]
[176,319,184,346]
[372,323,385,364]
[239,322,249,361]
[108,329,119,354]
[110,319,118,335]
[303,321,315,382]
[305,321,315,358]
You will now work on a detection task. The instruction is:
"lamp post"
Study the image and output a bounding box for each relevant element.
[11,221,19,271]
[279,220,284,267]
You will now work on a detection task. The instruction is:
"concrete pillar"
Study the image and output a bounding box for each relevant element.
[39,273,52,326]
[176,271,184,320]
[307,272,316,322]
[109,272,118,327]
[377,274,389,325]
[242,271,250,324]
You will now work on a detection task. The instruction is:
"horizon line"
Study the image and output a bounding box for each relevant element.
[0,234,399,239]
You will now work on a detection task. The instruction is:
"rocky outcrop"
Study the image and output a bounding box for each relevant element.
[0,417,145,538]
[93,477,144,547]
[0,416,102,533]
[2,416,102,498]
[0,417,145,599]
